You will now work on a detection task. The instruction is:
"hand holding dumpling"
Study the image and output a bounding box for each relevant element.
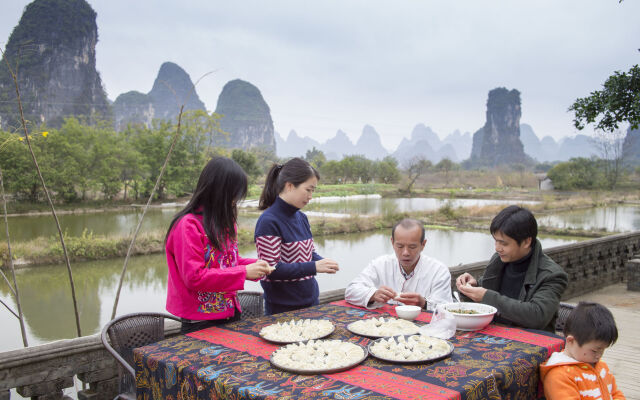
[246,259,272,280]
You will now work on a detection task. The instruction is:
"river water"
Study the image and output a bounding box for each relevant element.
[1,196,539,241]
[537,205,640,233]
[4,198,639,242]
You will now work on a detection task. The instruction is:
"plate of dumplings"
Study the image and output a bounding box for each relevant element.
[270,339,368,374]
[368,334,454,364]
[259,319,335,344]
[347,316,420,338]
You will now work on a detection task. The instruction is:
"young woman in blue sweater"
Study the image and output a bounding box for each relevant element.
[255,158,340,315]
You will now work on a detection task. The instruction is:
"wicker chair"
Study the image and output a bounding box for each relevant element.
[555,302,575,334]
[238,291,264,319]
[101,312,181,400]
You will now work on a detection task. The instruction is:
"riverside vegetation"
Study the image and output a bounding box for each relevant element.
[2,120,640,267]
[2,187,639,268]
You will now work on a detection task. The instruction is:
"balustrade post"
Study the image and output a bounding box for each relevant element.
[627,258,640,291]
[77,369,118,400]
[16,376,74,400]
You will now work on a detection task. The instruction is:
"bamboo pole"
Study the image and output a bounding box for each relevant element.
[2,49,82,337]
[0,167,28,346]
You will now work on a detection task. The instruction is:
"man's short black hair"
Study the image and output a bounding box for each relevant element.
[564,302,618,346]
[490,205,537,244]
[391,218,425,242]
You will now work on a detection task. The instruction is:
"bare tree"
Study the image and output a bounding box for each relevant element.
[591,129,628,189]
[405,156,432,193]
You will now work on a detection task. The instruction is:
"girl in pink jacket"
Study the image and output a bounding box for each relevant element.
[165,157,271,333]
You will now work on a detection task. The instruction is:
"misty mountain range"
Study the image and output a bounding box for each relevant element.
[276,123,599,166]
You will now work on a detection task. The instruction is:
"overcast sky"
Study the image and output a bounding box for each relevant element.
[2,1,639,150]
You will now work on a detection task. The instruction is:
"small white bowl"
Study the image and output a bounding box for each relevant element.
[395,305,421,320]
[440,302,497,331]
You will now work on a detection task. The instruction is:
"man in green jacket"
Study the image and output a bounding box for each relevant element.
[456,205,568,332]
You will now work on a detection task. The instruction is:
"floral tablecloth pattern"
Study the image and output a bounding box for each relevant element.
[134,301,564,400]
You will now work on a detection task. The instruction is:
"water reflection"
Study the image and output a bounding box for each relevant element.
[0,228,580,352]
[1,208,257,241]
[537,206,640,232]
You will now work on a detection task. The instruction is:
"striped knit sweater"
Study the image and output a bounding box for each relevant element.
[254,196,322,307]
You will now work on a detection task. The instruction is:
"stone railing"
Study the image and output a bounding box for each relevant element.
[0,322,181,400]
[1,232,638,400]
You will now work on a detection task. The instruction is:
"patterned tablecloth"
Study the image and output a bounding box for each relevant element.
[134,301,564,400]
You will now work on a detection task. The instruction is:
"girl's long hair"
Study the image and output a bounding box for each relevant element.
[259,157,320,210]
[165,157,248,250]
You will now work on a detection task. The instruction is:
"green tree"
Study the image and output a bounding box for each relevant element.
[41,120,87,202]
[374,156,400,184]
[117,135,143,200]
[435,158,458,180]
[338,155,373,183]
[305,147,326,169]
[90,125,124,200]
[130,122,172,200]
[547,157,604,190]
[231,149,261,183]
[0,130,43,201]
[182,110,225,157]
[339,156,356,183]
[570,64,640,132]
[319,160,344,184]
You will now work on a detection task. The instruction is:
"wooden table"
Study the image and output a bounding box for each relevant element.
[134,301,564,400]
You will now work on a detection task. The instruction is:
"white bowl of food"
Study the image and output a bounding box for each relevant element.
[395,305,421,320]
[440,302,497,331]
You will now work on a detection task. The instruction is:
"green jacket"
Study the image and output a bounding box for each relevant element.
[480,239,568,332]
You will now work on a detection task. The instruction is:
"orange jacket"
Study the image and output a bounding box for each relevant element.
[540,352,625,400]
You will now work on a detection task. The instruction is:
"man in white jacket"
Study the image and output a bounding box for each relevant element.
[345,218,452,310]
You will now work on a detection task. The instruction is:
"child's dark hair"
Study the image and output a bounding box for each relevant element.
[564,302,618,346]
[490,205,537,244]
[165,157,248,250]
[258,157,320,210]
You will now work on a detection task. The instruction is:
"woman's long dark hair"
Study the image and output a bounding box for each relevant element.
[165,157,248,250]
[259,157,320,210]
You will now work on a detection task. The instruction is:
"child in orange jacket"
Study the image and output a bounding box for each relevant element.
[540,302,625,400]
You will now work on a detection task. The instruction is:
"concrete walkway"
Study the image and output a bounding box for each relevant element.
[566,284,640,400]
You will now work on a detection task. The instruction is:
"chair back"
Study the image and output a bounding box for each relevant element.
[101,312,180,397]
[238,291,264,319]
[555,302,575,333]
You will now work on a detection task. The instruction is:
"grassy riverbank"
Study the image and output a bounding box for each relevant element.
[2,190,635,268]
[4,183,398,215]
